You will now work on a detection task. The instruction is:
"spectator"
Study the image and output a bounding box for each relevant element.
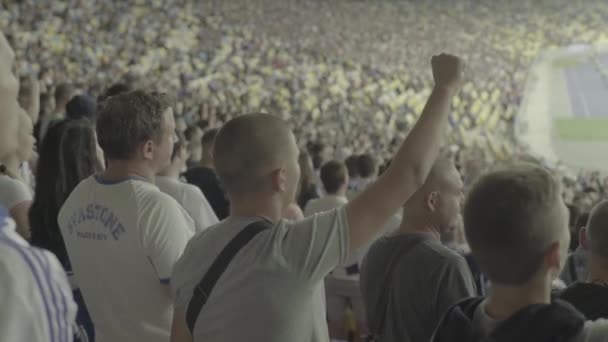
[0,31,77,342]
[66,94,97,122]
[304,160,349,216]
[18,75,40,124]
[432,163,608,342]
[170,53,463,341]
[560,201,608,320]
[358,153,377,190]
[156,131,219,233]
[561,212,591,286]
[58,90,194,342]
[296,150,320,209]
[345,154,361,192]
[29,118,103,341]
[361,156,474,342]
[183,128,230,220]
[0,112,35,239]
[38,82,74,142]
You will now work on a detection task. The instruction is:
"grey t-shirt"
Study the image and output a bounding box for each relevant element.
[472,300,608,342]
[360,233,476,342]
[171,207,349,342]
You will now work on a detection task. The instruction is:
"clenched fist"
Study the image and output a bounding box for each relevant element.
[431,54,464,91]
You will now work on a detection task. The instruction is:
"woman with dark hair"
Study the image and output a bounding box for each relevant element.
[296,150,319,209]
[29,118,104,342]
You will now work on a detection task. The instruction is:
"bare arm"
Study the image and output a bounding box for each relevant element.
[170,307,193,342]
[346,54,463,252]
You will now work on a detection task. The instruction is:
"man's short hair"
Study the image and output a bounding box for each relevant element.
[464,163,566,285]
[214,113,292,195]
[96,90,172,160]
[54,83,74,104]
[320,160,348,194]
[201,128,219,148]
[99,83,131,102]
[586,201,608,259]
[345,155,360,178]
[358,154,376,178]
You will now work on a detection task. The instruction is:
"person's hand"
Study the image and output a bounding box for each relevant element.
[431,54,464,91]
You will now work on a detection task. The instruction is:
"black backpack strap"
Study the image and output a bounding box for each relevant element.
[186,220,273,333]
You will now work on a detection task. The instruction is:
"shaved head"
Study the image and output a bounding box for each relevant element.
[214,113,298,196]
[404,156,463,233]
[587,201,608,259]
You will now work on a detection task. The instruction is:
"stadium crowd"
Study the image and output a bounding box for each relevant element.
[2,0,608,341]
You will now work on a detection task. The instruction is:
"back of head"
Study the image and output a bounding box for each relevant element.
[54,83,75,107]
[586,201,608,260]
[214,113,295,196]
[320,160,348,195]
[345,155,360,178]
[99,83,131,102]
[66,94,97,122]
[358,153,377,179]
[30,119,101,267]
[464,163,569,285]
[96,90,171,160]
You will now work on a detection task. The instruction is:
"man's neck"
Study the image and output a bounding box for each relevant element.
[199,156,214,169]
[229,194,283,223]
[395,213,440,240]
[101,160,155,183]
[157,164,180,178]
[484,279,551,321]
[587,255,608,284]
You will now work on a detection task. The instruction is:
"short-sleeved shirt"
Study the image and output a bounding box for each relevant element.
[360,233,476,342]
[156,176,219,234]
[0,207,77,342]
[171,207,350,341]
[58,176,194,342]
[0,174,32,209]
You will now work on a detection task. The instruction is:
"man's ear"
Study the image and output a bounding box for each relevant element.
[270,167,287,192]
[426,191,439,211]
[543,241,562,275]
[579,227,589,251]
[141,140,154,160]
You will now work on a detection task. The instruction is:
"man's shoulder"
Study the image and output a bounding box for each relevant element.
[582,319,608,342]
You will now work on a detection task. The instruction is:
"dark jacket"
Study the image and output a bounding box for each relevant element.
[559,282,608,321]
[432,297,585,342]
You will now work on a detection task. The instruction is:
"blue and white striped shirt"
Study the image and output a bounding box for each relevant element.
[0,206,77,342]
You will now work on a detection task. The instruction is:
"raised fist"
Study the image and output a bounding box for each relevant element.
[431,54,464,90]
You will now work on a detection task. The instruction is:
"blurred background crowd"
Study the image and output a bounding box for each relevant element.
[4,0,608,234]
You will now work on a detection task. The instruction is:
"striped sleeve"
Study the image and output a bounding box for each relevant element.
[0,226,77,342]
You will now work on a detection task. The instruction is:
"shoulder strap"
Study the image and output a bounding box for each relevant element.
[186,220,273,333]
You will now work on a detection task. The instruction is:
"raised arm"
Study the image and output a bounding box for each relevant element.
[346,54,463,252]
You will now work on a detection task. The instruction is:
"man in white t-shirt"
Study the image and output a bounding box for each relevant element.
[0,31,77,342]
[157,132,219,234]
[58,90,194,342]
[170,54,465,342]
[304,160,349,217]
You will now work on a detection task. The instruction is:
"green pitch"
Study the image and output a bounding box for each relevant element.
[555,118,608,140]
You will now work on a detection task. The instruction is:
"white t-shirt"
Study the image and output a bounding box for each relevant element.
[172,207,350,341]
[0,207,77,342]
[0,174,32,210]
[304,195,348,217]
[58,176,195,342]
[155,176,219,234]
